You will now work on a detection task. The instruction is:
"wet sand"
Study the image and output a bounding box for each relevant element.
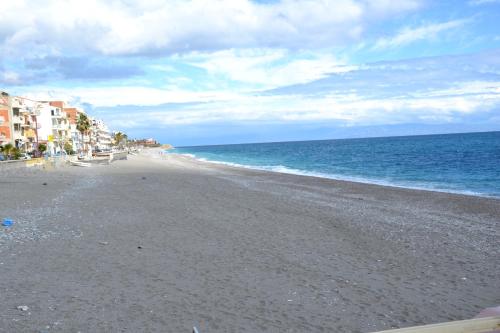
[0,151,499,332]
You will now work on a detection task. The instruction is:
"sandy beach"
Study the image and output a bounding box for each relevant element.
[0,151,499,332]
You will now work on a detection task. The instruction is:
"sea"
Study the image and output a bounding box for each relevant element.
[171,131,500,198]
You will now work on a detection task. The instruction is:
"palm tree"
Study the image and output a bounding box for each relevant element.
[113,131,127,149]
[76,113,91,155]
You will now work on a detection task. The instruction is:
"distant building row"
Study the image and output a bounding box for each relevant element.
[0,91,111,155]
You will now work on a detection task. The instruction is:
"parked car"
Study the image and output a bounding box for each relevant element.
[19,153,31,160]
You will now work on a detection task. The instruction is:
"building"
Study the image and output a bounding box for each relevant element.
[10,96,41,153]
[60,105,86,154]
[35,101,71,155]
[50,104,70,154]
[0,92,12,146]
[131,138,160,147]
[91,119,112,151]
[37,102,56,154]
[1,91,115,157]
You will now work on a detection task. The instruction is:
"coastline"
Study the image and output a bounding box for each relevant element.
[165,151,500,201]
[1,151,498,332]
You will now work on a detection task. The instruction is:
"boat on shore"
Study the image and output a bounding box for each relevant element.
[70,160,91,167]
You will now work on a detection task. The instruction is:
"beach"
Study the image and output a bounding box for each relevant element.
[0,151,498,332]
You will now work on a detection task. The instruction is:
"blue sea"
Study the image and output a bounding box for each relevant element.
[172,131,500,198]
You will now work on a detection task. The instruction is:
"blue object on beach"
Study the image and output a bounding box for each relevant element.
[2,219,13,227]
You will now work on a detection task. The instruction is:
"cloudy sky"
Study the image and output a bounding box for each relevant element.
[1,0,500,145]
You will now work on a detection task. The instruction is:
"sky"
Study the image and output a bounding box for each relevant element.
[1,0,500,146]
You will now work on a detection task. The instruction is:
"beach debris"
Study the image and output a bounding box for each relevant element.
[193,327,200,333]
[141,176,147,180]
[17,305,29,311]
[99,241,109,245]
[42,182,47,185]
[2,218,13,227]
[137,246,143,249]
[461,277,467,280]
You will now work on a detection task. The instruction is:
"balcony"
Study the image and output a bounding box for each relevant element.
[54,125,70,131]
[11,100,23,108]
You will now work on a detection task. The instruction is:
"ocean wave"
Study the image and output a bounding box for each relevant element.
[170,152,497,198]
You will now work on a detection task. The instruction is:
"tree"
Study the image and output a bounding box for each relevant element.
[64,141,74,155]
[11,147,21,160]
[76,113,91,155]
[38,143,47,154]
[113,131,127,149]
[0,143,15,160]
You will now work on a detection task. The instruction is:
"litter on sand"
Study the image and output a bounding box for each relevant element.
[2,218,13,227]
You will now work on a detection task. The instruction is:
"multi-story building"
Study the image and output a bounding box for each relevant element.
[0,91,12,146]
[10,96,41,152]
[51,106,70,154]
[1,91,114,157]
[37,102,70,155]
[59,105,86,154]
[91,119,112,151]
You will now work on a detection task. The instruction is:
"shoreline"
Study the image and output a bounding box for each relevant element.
[162,151,500,201]
[1,152,498,332]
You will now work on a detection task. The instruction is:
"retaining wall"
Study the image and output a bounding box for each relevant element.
[110,151,128,162]
[0,157,69,171]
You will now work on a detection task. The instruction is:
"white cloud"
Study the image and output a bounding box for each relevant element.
[14,48,500,129]
[99,86,499,129]
[468,0,500,5]
[12,73,499,133]
[0,0,423,57]
[1,70,21,84]
[180,48,355,89]
[14,85,240,107]
[372,19,469,50]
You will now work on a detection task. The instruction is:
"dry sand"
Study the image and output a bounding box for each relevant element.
[0,151,499,332]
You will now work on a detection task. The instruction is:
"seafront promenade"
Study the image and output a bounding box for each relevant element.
[1,151,498,332]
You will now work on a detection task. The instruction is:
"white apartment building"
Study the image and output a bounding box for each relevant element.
[91,118,112,151]
[37,102,71,155]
